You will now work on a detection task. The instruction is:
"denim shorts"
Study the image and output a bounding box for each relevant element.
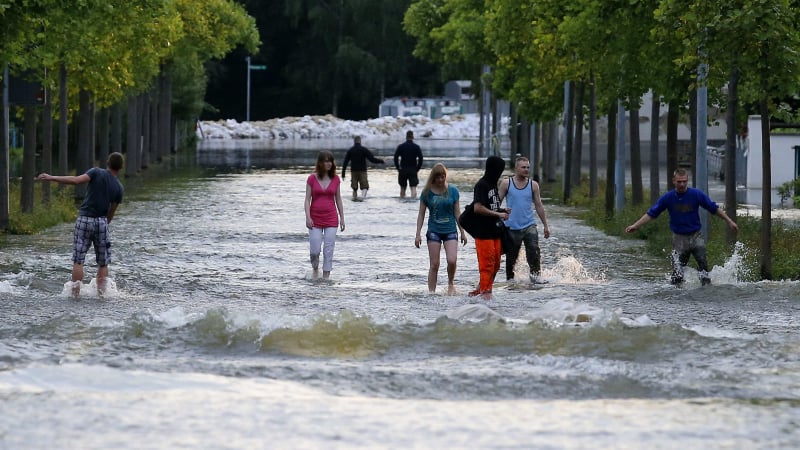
[426,230,458,243]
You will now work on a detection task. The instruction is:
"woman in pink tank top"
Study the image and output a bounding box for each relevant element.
[304,151,345,279]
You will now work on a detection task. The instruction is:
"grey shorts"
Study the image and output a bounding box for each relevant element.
[72,216,112,266]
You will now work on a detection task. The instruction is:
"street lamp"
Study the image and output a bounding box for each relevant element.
[245,56,267,122]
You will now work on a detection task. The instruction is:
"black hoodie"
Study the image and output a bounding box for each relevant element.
[469,156,506,239]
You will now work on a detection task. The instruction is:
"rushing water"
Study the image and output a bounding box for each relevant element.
[1,153,799,449]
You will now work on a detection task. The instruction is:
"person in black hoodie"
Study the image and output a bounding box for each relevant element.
[468,155,509,299]
[342,136,385,200]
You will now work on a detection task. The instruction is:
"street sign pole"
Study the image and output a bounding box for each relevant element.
[246,56,251,122]
[245,58,266,122]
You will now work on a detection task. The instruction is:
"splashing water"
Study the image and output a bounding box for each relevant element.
[545,255,606,284]
[512,249,606,284]
[710,241,755,284]
[670,241,755,287]
[58,277,121,299]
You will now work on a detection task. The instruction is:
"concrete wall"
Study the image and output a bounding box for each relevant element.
[746,116,800,189]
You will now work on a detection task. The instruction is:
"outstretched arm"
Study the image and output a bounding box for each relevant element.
[366,149,384,164]
[37,173,90,185]
[626,213,653,233]
[716,208,739,233]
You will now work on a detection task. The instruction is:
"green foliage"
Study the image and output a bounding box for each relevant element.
[7,182,77,235]
[776,178,800,207]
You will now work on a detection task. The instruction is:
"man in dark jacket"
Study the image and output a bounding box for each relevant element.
[342,136,385,200]
[468,155,509,299]
[393,130,424,198]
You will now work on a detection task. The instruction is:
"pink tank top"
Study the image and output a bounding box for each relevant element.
[307,174,340,228]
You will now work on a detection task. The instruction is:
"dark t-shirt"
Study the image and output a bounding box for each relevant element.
[78,168,124,217]
[469,179,504,239]
[393,140,423,171]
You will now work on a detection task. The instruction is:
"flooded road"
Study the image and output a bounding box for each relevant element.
[0,160,798,449]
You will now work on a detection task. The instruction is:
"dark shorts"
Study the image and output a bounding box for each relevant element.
[398,169,419,188]
[350,171,369,190]
[426,230,458,243]
[72,216,112,266]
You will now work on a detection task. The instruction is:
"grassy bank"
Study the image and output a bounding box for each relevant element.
[4,182,77,235]
[544,178,800,281]
[2,150,203,238]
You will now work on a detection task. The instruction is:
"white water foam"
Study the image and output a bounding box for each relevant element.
[58,277,120,299]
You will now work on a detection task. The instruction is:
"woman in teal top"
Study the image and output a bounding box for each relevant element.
[415,163,468,294]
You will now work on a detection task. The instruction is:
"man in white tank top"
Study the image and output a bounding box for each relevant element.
[498,156,551,283]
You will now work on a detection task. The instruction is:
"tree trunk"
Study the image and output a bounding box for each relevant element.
[649,92,660,203]
[41,93,53,203]
[148,90,158,167]
[571,81,585,187]
[97,107,110,164]
[58,64,68,177]
[141,94,151,170]
[630,106,643,205]
[21,106,37,213]
[509,102,518,160]
[666,100,679,191]
[76,90,93,199]
[0,65,9,230]
[724,65,739,246]
[759,98,772,280]
[547,121,558,182]
[533,122,542,182]
[111,102,123,153]
[563,81,574,203]
[126,95,139,177]
[541,122,549,180]
[160,73,172,156]
[605,103,617,218]
[689,89,697,185]
[589,79,597,198]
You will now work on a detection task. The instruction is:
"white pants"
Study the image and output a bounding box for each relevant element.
[309,227,337,271]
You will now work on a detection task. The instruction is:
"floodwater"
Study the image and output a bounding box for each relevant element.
[0,148,798,449]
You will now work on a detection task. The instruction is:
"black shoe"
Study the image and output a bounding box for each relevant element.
[701,277,711,286]
[530,275,549,285]
[670,276,684,286]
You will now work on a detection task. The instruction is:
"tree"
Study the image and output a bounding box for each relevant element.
[656,0,800,280]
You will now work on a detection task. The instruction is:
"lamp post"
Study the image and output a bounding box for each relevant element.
[246,56,251,122]
[245,57,267,122]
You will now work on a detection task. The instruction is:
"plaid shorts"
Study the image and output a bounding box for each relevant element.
[72,216,112,266]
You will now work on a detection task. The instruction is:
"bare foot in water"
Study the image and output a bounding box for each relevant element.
[71,281,81,298]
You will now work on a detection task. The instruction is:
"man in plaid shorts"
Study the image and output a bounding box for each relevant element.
[37,152,124,297]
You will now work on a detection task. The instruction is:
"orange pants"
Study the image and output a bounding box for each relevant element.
[474,238,502,293]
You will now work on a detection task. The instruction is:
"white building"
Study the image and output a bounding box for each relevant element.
[745,116,800,189]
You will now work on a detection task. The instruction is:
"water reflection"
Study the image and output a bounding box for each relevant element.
[196,137,503,169]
